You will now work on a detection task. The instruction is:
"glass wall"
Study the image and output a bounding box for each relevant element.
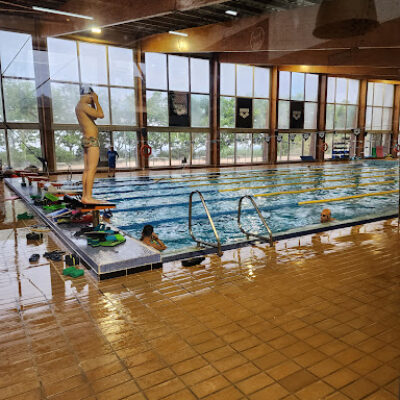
[363,82,394,158]
[278,71,319,129]
[145,53,209,166]
[277,133,316,162]
[220,132,268,164]
[220,63,270,164]
[0,30,41,169]
[326,77,359,130]
[48,38,137,170]
[147,131,207,167]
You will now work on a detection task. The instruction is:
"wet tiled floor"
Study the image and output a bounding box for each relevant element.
[1,180,400,399]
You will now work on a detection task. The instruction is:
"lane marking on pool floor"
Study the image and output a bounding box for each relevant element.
[298,189,399,205]
[173,166,387,184]
[254,180,395,198]
[219,174,397,192]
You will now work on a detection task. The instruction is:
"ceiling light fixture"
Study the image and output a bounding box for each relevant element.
[225,10,238,16]
[32,6,94,20]
[168,31,188,37]
[91,27,102,34]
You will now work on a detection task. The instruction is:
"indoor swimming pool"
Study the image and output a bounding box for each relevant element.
[68,161,399,253]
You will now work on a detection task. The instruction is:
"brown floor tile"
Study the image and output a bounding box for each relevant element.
[223,362,260,383]
[236,372,274,395]
[348,355,382,375]
[213,353,247,372]
[364,389,398,399]
[206,386,243,400]
[136,368,176,390]
[279,369,318,392]
[190,374,230,398]
[296,380,334,400]
[172,356,207,375]
[249,383,289,400]
[341,378,379,400]
[323,368,360,389]
[307,358,343,378]
[144,378,185,400]
[181,364,218,386]
[267,360,301,380]
[253,350,287,370]
[366,365,399,386]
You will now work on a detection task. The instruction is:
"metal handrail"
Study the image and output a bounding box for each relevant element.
[189,191,222,256]
[238,195,274,246]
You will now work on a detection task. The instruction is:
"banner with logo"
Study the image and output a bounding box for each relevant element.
[169,91,190,126]
[290,101,304,129]
[236,97,253,128]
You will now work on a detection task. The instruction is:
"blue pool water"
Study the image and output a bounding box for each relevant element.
[68,161,399,252]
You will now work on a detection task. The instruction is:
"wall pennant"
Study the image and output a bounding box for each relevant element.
[352,128,361,136]
[318,131,325,139]
[290,133,296,142]
[303,132,310,141]
[169,91,190,127]
[236,97,253,128]
[290,101,304,129]
[277,134,283,143]
[265,134,271,143]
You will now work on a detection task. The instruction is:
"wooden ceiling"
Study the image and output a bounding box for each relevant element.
[0,0,322,40]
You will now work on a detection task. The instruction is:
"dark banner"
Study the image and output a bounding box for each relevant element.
[169,92,190,126]
[236,97,253,128]
[290,101,304,129]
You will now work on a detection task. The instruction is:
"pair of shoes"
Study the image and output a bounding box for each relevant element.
[26,232,43,240]
[62,267,84,278]
[44,250,65,261]
[29,254,40,263]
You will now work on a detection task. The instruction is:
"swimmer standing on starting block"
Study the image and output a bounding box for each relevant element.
[75,86,107,205]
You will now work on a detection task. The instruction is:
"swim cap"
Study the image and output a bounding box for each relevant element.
[80,85,93,95]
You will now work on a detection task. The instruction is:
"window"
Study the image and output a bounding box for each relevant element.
[145,53,209,128]
[8,130,41,170]
[48,38,137,170]
[147,131,208,167]
[220,63,270,129]
[326,77,359,130]
[366,82,394,131]
[113,131,137,168]
[277,133,316,162]
[278,72,318,129]
[220,132,268,164]
[364,133,391,157]
[324,132,356,159]
[55,130,83,170]
[0,30,41,168]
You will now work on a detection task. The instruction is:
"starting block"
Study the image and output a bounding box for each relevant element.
[63,195,116,227]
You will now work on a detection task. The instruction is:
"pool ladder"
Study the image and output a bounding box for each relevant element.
[189,191,222,256]
[238,195,274,246]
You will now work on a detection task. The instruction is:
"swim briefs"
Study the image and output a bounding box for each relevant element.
[81,136,99,148]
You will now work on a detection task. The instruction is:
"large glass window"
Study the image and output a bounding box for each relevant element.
[363,132,391,158]
[113,131,137,168]
[55,130,83,170]
[278,72,318,129]
[48,38,137,170]
[0,30,41,168]
[324,132,356,159]
[145,53,209,128]
[220,132,268,164]
[220,63,270,129]
[277,133,316,162]
[326,77,359,130]
[366,82,394,131]
[8,130,41,170]
[147,131,208,167]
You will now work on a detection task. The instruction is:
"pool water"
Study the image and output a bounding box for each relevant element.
[67,161,399,252]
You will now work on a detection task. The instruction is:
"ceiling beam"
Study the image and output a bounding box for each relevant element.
[39,0,230,37]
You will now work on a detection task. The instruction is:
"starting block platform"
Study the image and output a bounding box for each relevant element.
[5,177,161,279]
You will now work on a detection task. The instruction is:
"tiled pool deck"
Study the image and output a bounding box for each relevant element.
[1,176,400,399]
